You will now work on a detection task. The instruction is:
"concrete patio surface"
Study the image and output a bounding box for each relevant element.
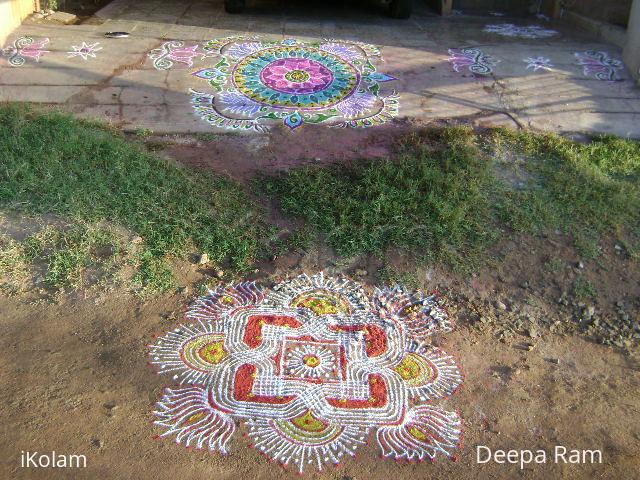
[1,0,639,139]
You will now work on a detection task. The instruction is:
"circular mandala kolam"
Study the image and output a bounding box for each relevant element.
[149,273,463,473]
[190,37,399,131]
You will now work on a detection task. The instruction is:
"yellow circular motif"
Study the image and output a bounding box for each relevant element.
[181,333,228,371]
[292,289,352,315]
[290,410,328,433]
[393,353,436,386]
[303,354,321,367]
[285,69,311,83]
[198,341,227,364]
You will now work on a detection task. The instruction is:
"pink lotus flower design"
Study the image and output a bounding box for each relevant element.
[260,58,334,94]
[148,41,200,70]
[20,39,50,61]
[167,45,199,66]
[2,36,50,66]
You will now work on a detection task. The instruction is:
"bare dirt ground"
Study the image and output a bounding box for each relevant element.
[155,121,413,182]
[1,228,639,480]
[1,135,639,480]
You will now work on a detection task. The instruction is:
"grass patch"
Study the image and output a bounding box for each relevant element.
[0,221,127,292]
[0,104,265,293]
[0,234,31,293]
[145,140,166,152]
[261,127,499,271]
[491,129,640,257]
[262,127,639,270]
[33,224,119,288]
[2,104,638,294]
[133,127,154,138]
[544,257,565,274]
[377,265,421,290]
[267,226,316,258]
[131,251,175,294]
[573,277,598,300]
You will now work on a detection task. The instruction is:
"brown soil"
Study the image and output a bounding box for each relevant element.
[2,238,639,480]
[1,137,639,480]
[152,121,413,182]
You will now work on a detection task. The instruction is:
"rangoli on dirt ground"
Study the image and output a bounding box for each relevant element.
[148,273,463,473]
[189,37,399,131]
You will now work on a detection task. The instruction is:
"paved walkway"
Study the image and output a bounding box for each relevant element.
[1,0,639,138]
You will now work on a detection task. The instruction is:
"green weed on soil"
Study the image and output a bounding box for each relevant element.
[0,105,264,293]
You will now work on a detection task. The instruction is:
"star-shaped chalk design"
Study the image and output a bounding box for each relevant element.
[524,56,553,72]
[67,42,102,60]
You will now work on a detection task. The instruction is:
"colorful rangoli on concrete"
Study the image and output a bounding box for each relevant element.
[1,36,50,66]
[67,42,102,61]
[524,56,553,72]
[575,51,624,81]
[148,273,462,472]
[483,24,558,39]
[447,47,498,75]
[189,37,399,131]
[149,40,201,70]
